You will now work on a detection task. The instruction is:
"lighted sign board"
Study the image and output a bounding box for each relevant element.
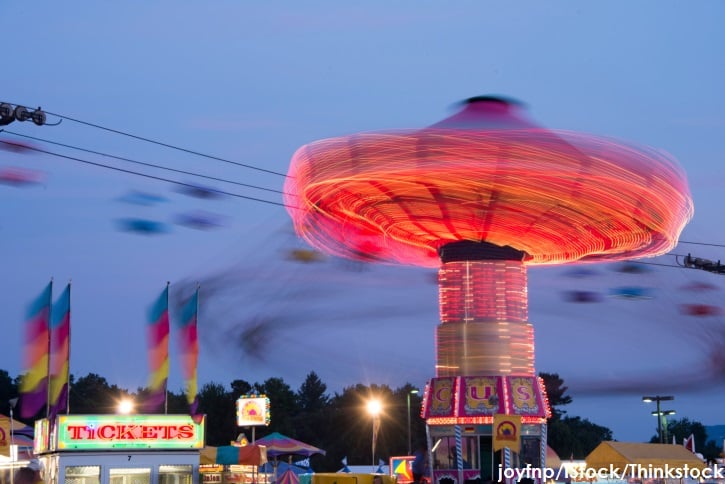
[54,414,205,451]
[34,418,51,454]
[390,456,414,483]
[236,396,270,427]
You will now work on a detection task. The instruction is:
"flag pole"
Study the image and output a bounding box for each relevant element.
[190,282,200,417]
[66,279,72,415]
[194,282,200,415]
[45,277,54,418]
[164,280,170,415]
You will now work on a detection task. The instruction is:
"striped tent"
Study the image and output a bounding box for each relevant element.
[278,468,300,484]
[200,445,268,466]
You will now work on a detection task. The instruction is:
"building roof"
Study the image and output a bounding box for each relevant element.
[586,441,706,471]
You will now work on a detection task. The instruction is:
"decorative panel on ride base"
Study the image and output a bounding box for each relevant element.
[422,375,550,425]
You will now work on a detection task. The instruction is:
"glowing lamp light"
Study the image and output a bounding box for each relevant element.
[367,399,382,417]
[117,398,134,415]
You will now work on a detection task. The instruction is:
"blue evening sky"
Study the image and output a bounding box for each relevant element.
[1,1,724,444]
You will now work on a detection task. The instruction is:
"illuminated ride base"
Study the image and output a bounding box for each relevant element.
[421,242,551,484]
[33,414,205,484]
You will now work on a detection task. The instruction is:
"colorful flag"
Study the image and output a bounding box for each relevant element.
[684,434,695,453]
[48,283,71,420]
[19,282,52,419]
[294,457,310,469]
[493,413,521,453]
[177,287,199,415]
[143,284,170,413]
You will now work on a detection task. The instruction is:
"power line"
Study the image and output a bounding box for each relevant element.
[2,130,286,196]
[0,139,293,208]
[4,105,725,251]
[636,260,690,269]
[678,240,725,248]
[45,110,288,177]
[3,101,288,177]
[0,136,719,250]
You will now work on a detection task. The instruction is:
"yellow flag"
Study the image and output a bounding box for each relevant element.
[493,414,521,453]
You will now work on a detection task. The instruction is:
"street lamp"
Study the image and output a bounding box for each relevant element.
[642,395,674,443]
[407,389,419,455]
[9,398,18,484]
[652,410,676,444]
[367,399,382,468]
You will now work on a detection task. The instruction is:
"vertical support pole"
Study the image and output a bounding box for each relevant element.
[426,424,434,484]
[656,399,663,443]
[455,425,463,484]
[407,392,413,455]
[503,448,511,484]
[540,423,548,484]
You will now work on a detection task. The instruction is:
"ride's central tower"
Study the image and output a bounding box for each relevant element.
[436,241,532,377]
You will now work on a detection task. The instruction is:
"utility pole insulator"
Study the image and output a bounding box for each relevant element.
[0,102,14,125]
[14,105,31,122]
[31,107,46,126]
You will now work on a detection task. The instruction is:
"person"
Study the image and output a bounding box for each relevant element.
[412,442,428,484]
[14,464,42,484]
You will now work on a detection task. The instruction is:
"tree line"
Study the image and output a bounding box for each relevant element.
[1,368,426,471]
[2,369,718,469]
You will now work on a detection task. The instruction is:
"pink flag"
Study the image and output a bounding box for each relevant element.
[48,283,71,420]
[143,284,170,413]
[19,282,52,419]
[177,287,199,415]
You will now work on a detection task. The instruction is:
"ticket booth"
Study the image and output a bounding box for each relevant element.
[34,414,205,484]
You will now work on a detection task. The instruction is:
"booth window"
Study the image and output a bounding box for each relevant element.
[65,466,100,484]
[109,467,151,484]
[431,435,479,470]
[159,465,193,484]
[520,437,541,468]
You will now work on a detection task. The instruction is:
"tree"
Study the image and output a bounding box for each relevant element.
[385,384,425,456]
[230,379,253,399]
[318,383,401,471]
[296,372,329,412]
[0,369,19,418]
[649,417,721,462]
[197,382,237,446]
[539,372,572,420]
[702,439,723,463]
[548,416,613,459]
[649,417,706,446]
[539,372,612,460]
[292,372,331,470]
[294,372,330,441]
[70,373,127,414]
[254,377,297,437]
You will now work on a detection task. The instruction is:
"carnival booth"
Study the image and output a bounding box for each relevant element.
[0,413,36,484]
[422,376,550,484]
[33,414,205,484]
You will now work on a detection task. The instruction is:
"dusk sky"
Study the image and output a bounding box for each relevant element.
[2,2,724,445]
